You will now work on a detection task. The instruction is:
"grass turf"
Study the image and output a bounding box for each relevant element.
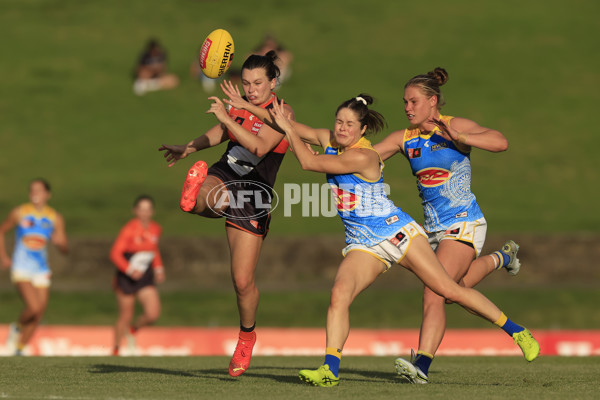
[0,356,598,400]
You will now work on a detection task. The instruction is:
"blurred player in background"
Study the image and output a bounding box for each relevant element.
[110,195,165,356]
[0,178,68,356]
[374,67,523,383]
[229,93,539,387]
[158,51,294,376]
[133,38,179,96]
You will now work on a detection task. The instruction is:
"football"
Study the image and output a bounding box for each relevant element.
[199,28,235,79]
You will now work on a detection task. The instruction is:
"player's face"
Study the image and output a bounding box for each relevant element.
[334,108,367,149]
[403,85,437,126]
[241,68,276,105]
[29,181,50,207]
[134,199,154,224]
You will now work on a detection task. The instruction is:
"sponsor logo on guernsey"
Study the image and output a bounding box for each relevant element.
[385,215,399,225]
[23,234,47,251]
[455,211,468,219]
[331,186,358,211]
[432,142,448,152]
[416,168,450,187]
[407,148,422,159]
[251,121,263,133]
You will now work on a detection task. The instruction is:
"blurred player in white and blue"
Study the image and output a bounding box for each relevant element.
[375,67,526,383]
[250,94,539,387]
[0,178,68,355]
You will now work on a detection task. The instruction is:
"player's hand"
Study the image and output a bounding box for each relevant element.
[271,99,293,134]
[158,144,191,167]
[1,256,11,269]
[206,96,230,123]
[154,268,165,284]
[130,270,144,281]
[430,118,458,142]
[220,80,247,110]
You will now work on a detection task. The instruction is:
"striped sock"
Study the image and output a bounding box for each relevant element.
[324,347,342,377]
[492,250,510,269]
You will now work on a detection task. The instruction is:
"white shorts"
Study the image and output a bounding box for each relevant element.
[427,218,487,257]
[11,268,52,288]
[342,221,427,269]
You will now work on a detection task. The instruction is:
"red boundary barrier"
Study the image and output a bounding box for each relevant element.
[1,325,600,356]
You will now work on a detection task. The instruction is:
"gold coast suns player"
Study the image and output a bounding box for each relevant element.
[374,68,528,383]
[227,93,539,387]
[159,51,294,376]
[0,178,68,355]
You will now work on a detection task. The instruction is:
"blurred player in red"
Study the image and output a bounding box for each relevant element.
[110,195,165,356]
[0,178,68,355]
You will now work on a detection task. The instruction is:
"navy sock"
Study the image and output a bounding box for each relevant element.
[414,352,433,375]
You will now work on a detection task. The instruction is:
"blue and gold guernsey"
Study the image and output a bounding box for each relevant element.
[402,114,484,232]
[325,137,415,247]
[12,203,57,273]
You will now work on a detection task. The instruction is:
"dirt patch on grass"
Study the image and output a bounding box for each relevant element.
[1,234,597,291]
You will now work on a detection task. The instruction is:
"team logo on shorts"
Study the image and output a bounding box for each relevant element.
[207,180,278,220]
[385,215,399,225]
[390,231,406,246]
[416,168,450,187]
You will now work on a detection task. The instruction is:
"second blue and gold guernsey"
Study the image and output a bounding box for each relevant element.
[12,203,57,273]
[325,137,414,247]
[402,115,484,232]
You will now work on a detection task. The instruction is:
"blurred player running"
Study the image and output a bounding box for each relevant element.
[0,179,68,356]
[110,195,165,356]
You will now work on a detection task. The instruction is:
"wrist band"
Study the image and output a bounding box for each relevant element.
[457,132,469,144]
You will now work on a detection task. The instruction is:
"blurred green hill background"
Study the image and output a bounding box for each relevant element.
[0,0,598,237]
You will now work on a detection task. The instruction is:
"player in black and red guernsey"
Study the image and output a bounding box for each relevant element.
[159,50,294,377]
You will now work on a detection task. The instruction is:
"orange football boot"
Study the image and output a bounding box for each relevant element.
[228,330,256,377]
[180,160,208,212]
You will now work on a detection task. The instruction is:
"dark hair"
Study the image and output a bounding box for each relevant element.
[133,194,154,207]
[241,50,280,81]
[405,67,449,110]
[30,178,51,192]
[335,94,387,136]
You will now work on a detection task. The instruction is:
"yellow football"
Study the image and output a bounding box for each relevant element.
[199,29,235,79]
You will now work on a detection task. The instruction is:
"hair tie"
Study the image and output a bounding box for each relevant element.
[355,96,367,106]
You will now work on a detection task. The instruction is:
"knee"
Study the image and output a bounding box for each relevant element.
[422,289,447,309]
[145,306,161,324]
[232,274,256,297]
[329,283,352,311]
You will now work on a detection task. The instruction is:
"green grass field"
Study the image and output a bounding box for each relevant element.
[0,0,598,236]
[0,356,598,400]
